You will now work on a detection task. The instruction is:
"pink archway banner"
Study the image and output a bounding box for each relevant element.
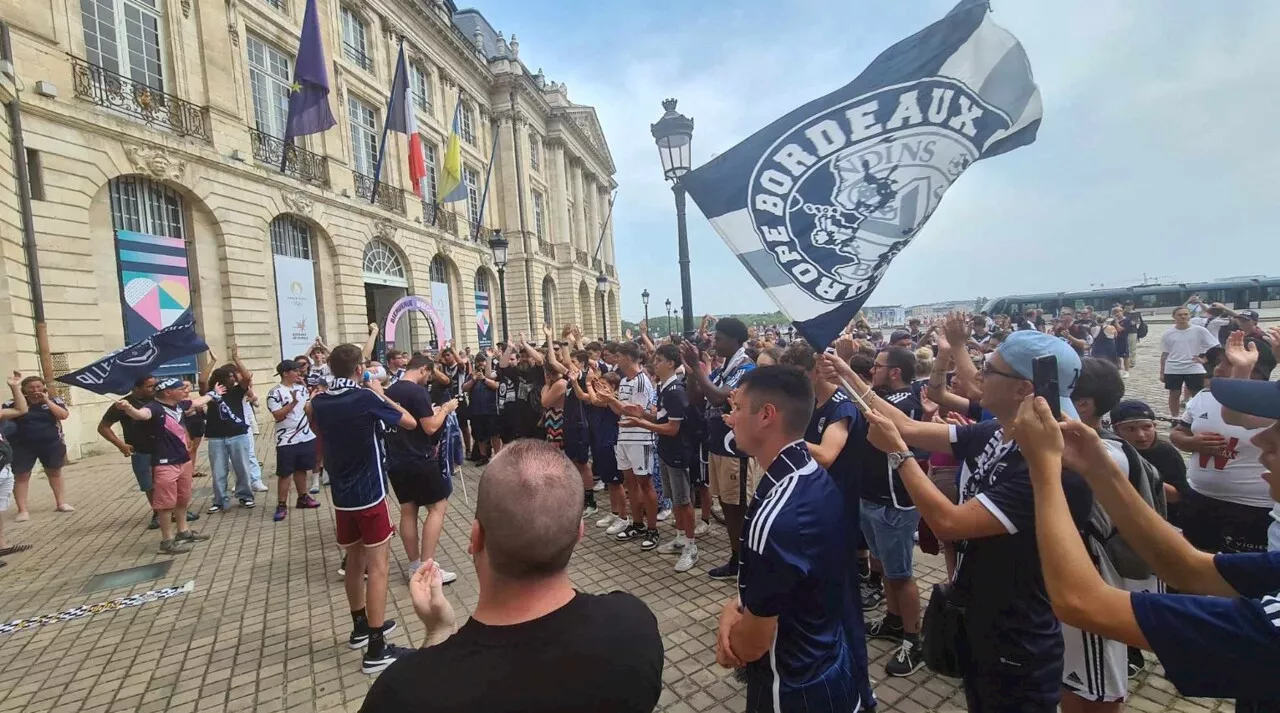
[384,295,451,349]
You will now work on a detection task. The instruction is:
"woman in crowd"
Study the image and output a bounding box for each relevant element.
[204,349,257,513]
[5,376,73,520]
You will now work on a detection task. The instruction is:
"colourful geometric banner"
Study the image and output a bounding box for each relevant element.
[115,230,195,376]
[475,290,493,348]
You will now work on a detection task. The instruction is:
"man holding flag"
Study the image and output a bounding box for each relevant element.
[688,1,1043,711]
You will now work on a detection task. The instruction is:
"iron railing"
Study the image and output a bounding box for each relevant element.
[424,203,459,236]
[466,219,487,243]
[606,264,616,278]
[353,172,406,214]
[537,239,554,258]
[592,257,602,273]
[69,55,210,140]
[343,43,373,72]
[575,248,589,266]
[250,129,329,186]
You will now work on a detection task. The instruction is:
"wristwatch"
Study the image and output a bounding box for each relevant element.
[886,451,913,470]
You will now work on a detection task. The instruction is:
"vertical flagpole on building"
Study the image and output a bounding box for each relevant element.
[471,121,502,242]
[370,37,406,204]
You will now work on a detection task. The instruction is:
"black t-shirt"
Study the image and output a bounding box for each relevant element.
[498,365,543,436]
[654,376,688,467]
[204,385,250,439]
[100,396,155,454]
[385,380,437,466]
[859,387,922,508]
[950,421,1094,670]
[432,363,466,405]
[467,373,499,416]
[359,592,663,713]
[1138,438,1190,522]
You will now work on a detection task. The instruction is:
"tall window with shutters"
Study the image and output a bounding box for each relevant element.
[460,103,477,145]
[348,96,378,177]
[340,7,372,71]
[246,35,292,139]
[529,135,540,172]
[463,165,481,225]
[422,142,438,204]
[80,0,166,91]
[532,190,546,240]
[410,63,432,114]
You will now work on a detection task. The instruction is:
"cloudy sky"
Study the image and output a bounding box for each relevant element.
[471,0,1280,320]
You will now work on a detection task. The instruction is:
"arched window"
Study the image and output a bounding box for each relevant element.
[474,269,490,295]
[430,255,449,284]
[542,276,556,327]
[109,176,185,238]
[363,240,406,286]
[270,215,312,259]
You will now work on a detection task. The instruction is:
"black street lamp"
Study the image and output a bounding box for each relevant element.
[641,289,650,334]
[488,229,510,344]
[665,298,672,335]
[596,272,610,340]
[651,98,695,339]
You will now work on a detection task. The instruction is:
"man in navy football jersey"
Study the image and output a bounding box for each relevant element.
[1009,371,1280,711]
[308,344,418,675]
[715,366,858,713]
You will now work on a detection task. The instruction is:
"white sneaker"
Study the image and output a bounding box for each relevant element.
[694,520,711,536]
[308,474,320,495]
[440,569,458,584]
[320,470,330,486]
[656,508,673,522]
[251,481,269,493]
[675,543,699,572]
[582,504,599,519]
[407,560,421,581]
[657,535,687,555]
[1121,370,1130,378]
[592,481,605,492]
[596,512,618,528]
[605,518,632,536]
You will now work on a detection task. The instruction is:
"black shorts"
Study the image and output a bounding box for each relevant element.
[12,441,66,473]
[591,439,622,485]
[276,441,317,476]
[564,430,590,465]
[186,416,206,439]
[389,460,452,506]
[688,444,709,489]
[500,416,541,444]
[470,413,498,442]
[1179,489,1270,554]
[1164,373,1205,392]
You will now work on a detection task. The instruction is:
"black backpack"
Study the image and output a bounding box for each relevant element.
[1136,317,1149,340]
[1088,435,1167,579]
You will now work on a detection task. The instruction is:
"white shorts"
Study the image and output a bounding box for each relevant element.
[0,466,13,512]
[615,442,654,476]
[1061,622,1128,703]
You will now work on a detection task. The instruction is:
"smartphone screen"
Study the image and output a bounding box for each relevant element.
[1031,355,1061,420]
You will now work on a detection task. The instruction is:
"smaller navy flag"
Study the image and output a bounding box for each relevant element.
[58,317,208,396]
[280,0,336,169]
[681,0,1042,348]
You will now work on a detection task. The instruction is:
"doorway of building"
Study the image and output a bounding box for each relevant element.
[363,240,409,360]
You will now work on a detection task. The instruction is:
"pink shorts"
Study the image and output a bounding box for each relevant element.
[152,462,194,511]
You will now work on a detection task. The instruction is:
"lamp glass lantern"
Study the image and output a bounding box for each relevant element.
[650,98,694,181]
[596,273,609,295]
[641,289,650,307]
[488,230,509,268]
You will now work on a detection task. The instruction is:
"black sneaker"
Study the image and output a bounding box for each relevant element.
[348,619,398,649]
[885,639,924,677]
[866,617,905,642]
[861,587,885,611]
[639,528,660,551]
[362,643,413,674]
[1127,647,1144,679]
[338,554,346,576]
[238,498,256,509]
[147,513,160,530]
[708,560,739,580]
[615,523,645,542]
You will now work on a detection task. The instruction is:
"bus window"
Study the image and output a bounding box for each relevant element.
[1266,286,1280,301]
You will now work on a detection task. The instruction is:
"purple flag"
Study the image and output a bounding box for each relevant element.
[282,0,335,153]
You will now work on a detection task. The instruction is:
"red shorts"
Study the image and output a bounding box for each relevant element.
[152,461,194,511]
[335,499,394,547]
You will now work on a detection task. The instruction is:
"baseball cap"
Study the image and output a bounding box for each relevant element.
[890,329,914,343]
[1110,400,1156,426]
[154,377,184,392]
[275,359,301,375]
[1210,378,1280,420]
[996,330,1082,420]
[1238,309,1260,322]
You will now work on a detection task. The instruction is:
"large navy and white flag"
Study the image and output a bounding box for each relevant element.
[681,0,1041,347]
[57,316,208,395]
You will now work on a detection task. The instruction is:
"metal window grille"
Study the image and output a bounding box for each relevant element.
[270,215,312,260]
[363,240,405,283]
[109,175,185,238]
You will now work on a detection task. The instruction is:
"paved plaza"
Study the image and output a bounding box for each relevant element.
[0,330,1245,713]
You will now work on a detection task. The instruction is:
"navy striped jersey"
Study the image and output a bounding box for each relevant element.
[309,379,404,510]
[1132,551,1280,709]
[858,387,922,509]
[739,442,856,713]
[704,347,754,457]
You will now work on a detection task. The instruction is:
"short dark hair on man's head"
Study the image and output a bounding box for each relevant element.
[617,341,642,361]
[476,439,583,579]
[407,353,434,371]
[739,366,814,440]
[327,344,364,379]
[849,353,875,381]
[1073,357,1126,416]
[654,344,680,365]
[585,341,602,352]
[715,317,749,345]
[779,341,817,371]
[882,346,917,382]
[134,374,156,388]
[603,342,620,353]
[386,349,406,361]
[209,365,239,388]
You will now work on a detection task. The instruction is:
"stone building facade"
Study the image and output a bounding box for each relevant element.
[0,0,621,456]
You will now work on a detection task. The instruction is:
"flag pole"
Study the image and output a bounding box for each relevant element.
[592,189,618,261]
[370,37,406,204]
[471,120,502,241]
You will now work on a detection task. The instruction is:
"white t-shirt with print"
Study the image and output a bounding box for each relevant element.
[616,371,655,445]
[1180,390,1270,508]
[266,383,316,446]
[1160,325,1218,375]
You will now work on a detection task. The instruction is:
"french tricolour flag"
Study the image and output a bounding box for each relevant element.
[681,0,1042,349]
[386,41,427,197]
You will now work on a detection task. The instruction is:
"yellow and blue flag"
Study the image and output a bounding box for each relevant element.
[439,93,468,203]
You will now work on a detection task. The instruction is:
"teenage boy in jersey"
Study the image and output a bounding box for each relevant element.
[862,346,926,676]
[606,342,660,548]
[307,344,418,674]
[1011,372,1280,712]
[681,318,760,579]
[266,360,321,522]
[99,375,169,529]
[113,378,218,554]
[715,366,860,713]
[618,344,698,571]
[386,354,460,583]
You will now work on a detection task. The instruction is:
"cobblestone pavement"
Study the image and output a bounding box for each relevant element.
[0,328,1246,713]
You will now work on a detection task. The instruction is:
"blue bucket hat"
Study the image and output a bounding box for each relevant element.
[154,377,184,392]
[996,330,1081,420]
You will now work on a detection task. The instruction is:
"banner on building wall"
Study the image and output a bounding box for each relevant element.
[475,290,493,348]
[273,255,320,360]
[115,229,196,376]
[430,281,454,346]
[384,296,448,350]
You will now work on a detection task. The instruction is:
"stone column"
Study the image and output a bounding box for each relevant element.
[569,158,586,255]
